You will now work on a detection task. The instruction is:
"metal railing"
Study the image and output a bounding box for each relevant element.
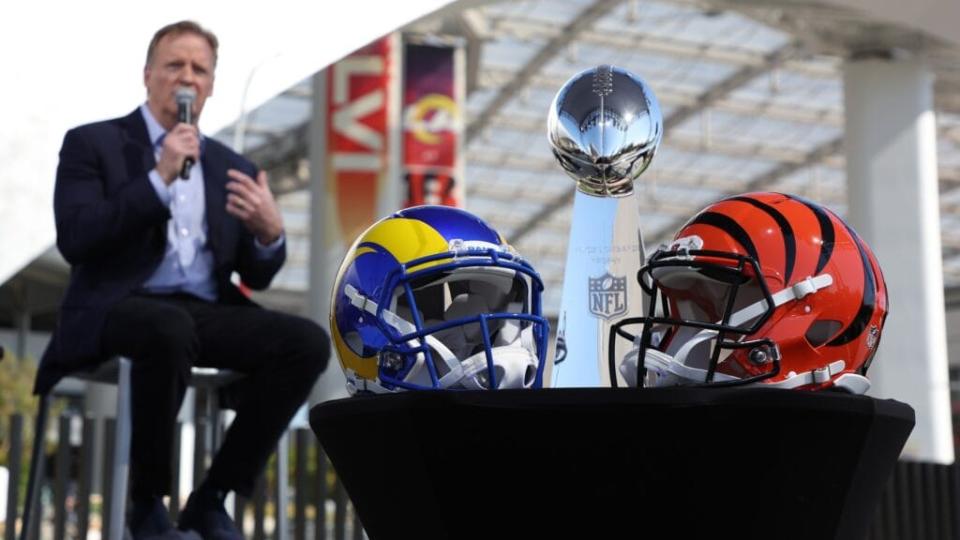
[865,460,960,540]
[2,413,364,540]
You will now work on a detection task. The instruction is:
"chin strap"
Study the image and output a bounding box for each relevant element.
[627,351,870,394]
[456,345,539,390]
[762,359,846,389]
[624,346,740,388]
[763,359,870,394]
[729,274,833,327]
[344,369,392,395]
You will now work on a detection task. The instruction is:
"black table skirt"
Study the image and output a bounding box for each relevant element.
[310,388,914,540]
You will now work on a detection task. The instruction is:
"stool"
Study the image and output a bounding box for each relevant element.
[19,357,241,540]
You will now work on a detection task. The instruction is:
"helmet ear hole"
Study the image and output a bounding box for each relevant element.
[344,331,364,356]
[805,320,843,347]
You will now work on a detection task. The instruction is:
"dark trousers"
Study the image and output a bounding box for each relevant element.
[100,293,329,499]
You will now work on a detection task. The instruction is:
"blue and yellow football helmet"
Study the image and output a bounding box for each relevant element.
[330,206,549,394]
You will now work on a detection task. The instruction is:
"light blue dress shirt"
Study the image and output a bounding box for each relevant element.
[139,104,282,301]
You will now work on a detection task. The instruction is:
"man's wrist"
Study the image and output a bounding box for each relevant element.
[255,221,284,246]
[148,169,173,205]
[256,232,282,246]
[254,231,285,258]
[158,164,178,185]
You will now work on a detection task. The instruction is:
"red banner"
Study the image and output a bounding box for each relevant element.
[402,41,463,208]
[327,36,394,244]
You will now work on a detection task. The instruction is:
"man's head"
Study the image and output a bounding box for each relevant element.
[144,20,218,130]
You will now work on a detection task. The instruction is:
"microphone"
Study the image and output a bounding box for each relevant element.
[176,87,197,179]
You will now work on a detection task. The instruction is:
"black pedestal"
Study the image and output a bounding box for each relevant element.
[309,388,914,539]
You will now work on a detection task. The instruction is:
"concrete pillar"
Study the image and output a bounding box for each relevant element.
[844,56,953,463]
[308,69,349,403]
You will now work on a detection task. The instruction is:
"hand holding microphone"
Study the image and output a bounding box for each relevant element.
[156,88,199,184]
[176,87,197,179]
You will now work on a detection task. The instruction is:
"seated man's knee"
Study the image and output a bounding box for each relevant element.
[285,317,330,377]
[147,309,198,362]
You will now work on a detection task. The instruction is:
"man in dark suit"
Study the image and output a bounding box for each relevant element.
[36,20,329,540]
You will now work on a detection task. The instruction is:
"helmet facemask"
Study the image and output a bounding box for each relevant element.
[364,252,548,391]
[611,249,784,388]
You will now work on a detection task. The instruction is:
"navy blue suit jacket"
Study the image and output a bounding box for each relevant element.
[36,109,286,394]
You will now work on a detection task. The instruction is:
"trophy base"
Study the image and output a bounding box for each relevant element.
[309,387,914,539]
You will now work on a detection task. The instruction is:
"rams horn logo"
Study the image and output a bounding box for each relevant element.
[405,94,458,145]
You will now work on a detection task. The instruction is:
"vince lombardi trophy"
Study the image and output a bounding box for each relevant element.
[547,65,662,387]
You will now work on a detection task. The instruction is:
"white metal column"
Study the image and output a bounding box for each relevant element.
[308,69,349,403]
[843,56,953,463]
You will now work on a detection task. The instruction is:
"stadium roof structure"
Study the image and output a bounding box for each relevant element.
[213,0,960,317]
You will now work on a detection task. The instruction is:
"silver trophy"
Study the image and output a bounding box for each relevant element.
[547,65,662,387]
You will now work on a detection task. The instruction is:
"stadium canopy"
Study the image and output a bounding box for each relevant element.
[211,0,960,316]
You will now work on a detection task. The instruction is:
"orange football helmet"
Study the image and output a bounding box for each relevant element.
[611,192,888,393]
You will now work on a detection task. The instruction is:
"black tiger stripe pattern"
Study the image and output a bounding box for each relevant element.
[727,195,796,284]
[787,194,876,347]
[827,219,878,347]
[794,196,836,275]
[688,211,760,266]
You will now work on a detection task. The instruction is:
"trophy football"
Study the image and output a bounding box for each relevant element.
[547,65,663,387]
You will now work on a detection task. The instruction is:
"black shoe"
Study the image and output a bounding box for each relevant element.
[130,497,202,540]
[177,490,244,540]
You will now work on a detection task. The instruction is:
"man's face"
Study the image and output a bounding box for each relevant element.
[144,32,215,129]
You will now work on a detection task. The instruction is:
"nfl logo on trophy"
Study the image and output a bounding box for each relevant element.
[588,273,628,320]
[548,65,662,387]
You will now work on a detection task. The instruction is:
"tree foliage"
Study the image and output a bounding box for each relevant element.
[0,350,37,467]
